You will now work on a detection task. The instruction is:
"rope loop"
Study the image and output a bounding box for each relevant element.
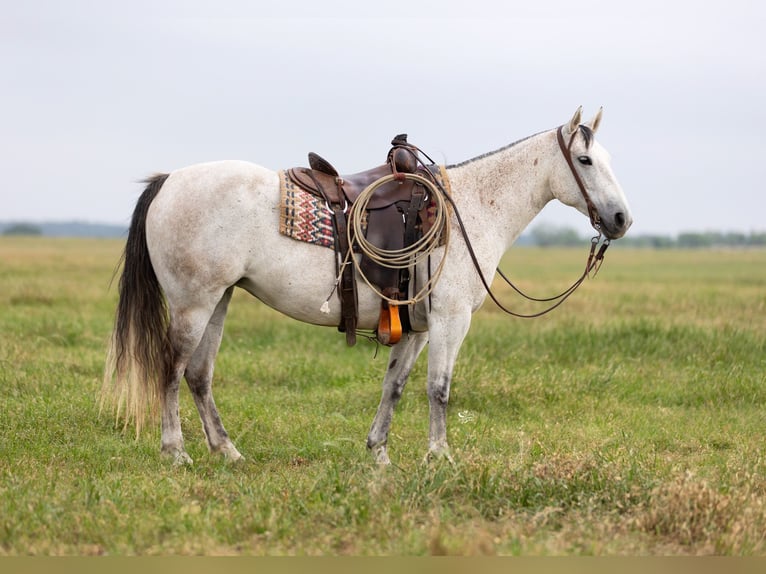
[346,173,450,305]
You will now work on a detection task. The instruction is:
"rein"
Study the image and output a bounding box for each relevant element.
[407,124,611,319]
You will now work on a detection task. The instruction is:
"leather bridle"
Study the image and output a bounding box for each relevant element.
[486,125,611,317]
[412,124,611,319]
[556,125,602,232]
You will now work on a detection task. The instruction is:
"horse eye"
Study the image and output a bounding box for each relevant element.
[578,155,592,166]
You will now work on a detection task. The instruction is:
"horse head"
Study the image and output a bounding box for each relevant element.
[550,107,633,239]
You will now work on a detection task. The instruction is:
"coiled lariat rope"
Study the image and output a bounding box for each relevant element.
[345,173,450,306]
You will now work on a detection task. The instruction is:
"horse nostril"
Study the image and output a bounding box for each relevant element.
[615,212,626,228]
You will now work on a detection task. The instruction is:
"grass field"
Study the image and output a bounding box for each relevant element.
[1,237,765,555]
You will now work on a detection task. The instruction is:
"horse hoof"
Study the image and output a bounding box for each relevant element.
[371,445,391,465]
[171,451,194,466]
[175,452,194,466]
[219,444,244,463]
[161,447,193,466]
[423,448,454,465]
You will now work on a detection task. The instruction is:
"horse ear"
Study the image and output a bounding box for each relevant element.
[587,107,603,134]
[566,106,583,135]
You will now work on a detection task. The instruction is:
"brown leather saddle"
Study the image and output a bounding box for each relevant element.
[286,134,432,346]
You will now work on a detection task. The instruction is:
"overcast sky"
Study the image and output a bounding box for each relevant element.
[2,0,764,236]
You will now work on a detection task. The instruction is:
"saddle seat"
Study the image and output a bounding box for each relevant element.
[285,135,429,347]
[287,142,420,210]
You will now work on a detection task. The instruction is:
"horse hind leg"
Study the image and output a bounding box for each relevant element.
[366,331,428,464]
[183,286,243,462]
[160,289,232,465]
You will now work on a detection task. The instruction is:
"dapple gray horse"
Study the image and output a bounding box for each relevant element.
[103,107,632,465]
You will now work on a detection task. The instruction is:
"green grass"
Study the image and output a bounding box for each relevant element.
[1,237,765,555]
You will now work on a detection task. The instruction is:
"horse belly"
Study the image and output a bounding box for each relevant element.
[236,241,384,330]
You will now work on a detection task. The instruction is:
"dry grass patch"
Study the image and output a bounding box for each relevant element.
[632,470,766,554]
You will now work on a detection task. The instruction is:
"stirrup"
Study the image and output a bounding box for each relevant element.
[377,301,402,345]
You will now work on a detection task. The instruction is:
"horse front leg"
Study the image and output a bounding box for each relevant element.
[367,331,428,464]
[425,312,471,462]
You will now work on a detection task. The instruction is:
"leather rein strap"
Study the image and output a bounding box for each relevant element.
[420,124,611,319]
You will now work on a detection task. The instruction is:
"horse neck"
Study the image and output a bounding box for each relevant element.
[444,130,556,252]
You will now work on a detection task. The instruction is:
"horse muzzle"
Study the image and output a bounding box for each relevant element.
[600,210,633,240]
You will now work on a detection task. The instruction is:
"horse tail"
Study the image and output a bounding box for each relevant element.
[102,173,172,436]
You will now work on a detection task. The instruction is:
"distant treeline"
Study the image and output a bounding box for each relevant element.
[1,221,127,238]
[3,220,765,249]
[530,224,766,248]
[615,231,766,249]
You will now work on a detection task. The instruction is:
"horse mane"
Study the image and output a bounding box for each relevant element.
[446,132,542,169]
[447,125,594,169]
